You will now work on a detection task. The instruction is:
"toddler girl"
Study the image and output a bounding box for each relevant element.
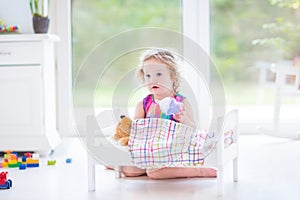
[122,48,216,179]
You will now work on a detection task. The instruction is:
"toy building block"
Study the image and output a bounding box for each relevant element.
[27,163,39,167]
[7,153,20,168]
[32,153,40,159]
[22,156,27,163]
[24,152,32,158]
[8,162,21,168]
[8,154,17,161]
[26,158,39,168]
[19,164,27,170]
[1,162,8,168]
[8,160,17,164]
[66,158,72,163]
[0,172,12,189]
[12,152,18,158]
[4,150,12,154]
[47,160,56,166]
[26,158,39,164]
[3,154,9,162]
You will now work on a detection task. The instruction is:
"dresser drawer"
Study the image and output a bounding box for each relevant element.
[0,42,43,65]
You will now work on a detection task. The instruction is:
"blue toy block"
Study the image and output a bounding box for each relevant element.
[19,164,26,170]
[26,163,39,168]
[0,171,12,189]
[66,158,72,163]
[12,152,18,158]
[22,156,27,162]
[0,180,12,189]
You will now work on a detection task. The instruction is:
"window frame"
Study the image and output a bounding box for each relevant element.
[53,0,210,136]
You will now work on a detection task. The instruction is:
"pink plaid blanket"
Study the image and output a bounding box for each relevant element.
[128,118,207,169]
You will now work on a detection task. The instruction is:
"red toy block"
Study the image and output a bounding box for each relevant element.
[0,171,12,189]
[24,152,32,158]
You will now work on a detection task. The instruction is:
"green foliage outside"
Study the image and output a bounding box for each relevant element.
[211,0,280,82]
[72,0,181,107]
[211,0,300,105]
[72,0,181,81]
[252,0,300,59]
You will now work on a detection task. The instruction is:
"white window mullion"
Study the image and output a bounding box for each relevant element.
[182,0,211,129]
[49,0,73,137]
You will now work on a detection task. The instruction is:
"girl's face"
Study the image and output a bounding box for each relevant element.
[142,58,174,99]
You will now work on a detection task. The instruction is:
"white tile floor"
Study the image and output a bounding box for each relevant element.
[1,135,300,200]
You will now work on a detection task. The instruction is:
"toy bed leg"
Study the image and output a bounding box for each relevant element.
[217,166,224,196]
[87,115,97,191]
[87,153,96,191]
[114,165,122,178]
[233,157,238,182]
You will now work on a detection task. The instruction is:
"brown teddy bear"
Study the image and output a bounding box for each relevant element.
[113,115,132,146]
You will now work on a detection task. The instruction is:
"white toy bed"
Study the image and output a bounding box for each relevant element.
[86,109,239,196]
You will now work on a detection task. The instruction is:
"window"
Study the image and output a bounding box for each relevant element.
[72,0,182,107]
[210,0,300,135]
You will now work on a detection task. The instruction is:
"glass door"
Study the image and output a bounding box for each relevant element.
[210,0,300,136]
[72,0,182,132]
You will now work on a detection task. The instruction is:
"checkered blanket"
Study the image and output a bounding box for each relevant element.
[128,118,207,169]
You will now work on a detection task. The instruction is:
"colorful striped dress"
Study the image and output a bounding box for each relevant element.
[142,94,185,121]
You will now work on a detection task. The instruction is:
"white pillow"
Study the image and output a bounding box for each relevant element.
[99,126,115,137]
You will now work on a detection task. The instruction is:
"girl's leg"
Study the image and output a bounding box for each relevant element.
[146,167,217,179]
[121,166,147,177]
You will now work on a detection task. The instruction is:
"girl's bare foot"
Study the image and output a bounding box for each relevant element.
[197,167,217,178]
[121,166,147,177]
[105,165,114,170]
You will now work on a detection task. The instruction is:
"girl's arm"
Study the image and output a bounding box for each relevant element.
[134,101,145,119]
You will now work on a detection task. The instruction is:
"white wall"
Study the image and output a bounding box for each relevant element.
[0,0,33,33]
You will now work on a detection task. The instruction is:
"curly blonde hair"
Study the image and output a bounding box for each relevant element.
[137,48,181,93]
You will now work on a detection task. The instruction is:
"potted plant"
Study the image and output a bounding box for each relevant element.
[30,0,50,33]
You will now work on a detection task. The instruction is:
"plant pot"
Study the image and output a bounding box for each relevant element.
[32,15,49,33]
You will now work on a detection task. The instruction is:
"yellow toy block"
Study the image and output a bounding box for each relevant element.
[2,162,8,168]
[8,160,17,165]
[26,158,39,164]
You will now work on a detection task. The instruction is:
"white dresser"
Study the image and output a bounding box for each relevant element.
[0,34,61,154]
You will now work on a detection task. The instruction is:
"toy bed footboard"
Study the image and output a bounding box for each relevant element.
[86,109,238,195]
[203,109,239,195]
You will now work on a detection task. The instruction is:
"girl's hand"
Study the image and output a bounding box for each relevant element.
[173,100,196,129]
[172,104,185,123]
